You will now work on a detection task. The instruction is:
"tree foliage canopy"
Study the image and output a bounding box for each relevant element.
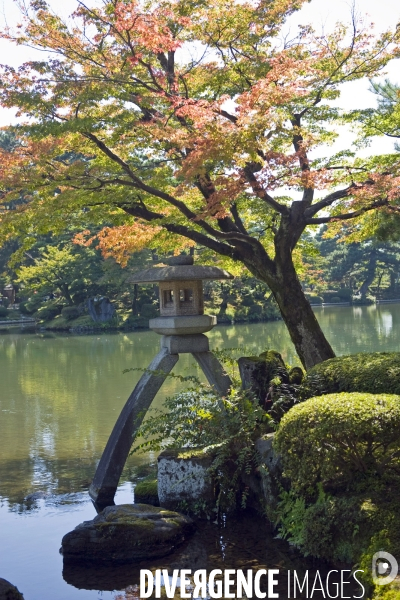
[1,0,399,367]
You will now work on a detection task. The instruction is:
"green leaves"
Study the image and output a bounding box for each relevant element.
[132,383,271,511]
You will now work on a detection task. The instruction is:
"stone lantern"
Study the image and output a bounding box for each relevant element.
[90,256,233,507]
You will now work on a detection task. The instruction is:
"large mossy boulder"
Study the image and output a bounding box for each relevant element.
[0,579,24,600]
[237,350,303,419]
[61,504,194,563]
[301,352,400,398]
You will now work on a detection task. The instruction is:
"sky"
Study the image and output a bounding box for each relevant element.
[0,0,399,153]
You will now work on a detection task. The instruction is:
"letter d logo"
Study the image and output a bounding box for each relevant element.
[372,552,398,586]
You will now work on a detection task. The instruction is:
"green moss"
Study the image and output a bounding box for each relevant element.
[302,352,400,398]
[160,447,211,460]
[134,478,159,506]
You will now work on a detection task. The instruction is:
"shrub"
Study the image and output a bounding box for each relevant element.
[301,352,400,398]
[277,488,375,563]
[24,296,44,314]
[133,386,272,512]
[19,301,30,315]
[274,393,400,495]
[337,287,353,300]
[0,306,8,318]
[329,295,342,303]
[248,304,263,321]
[305,293,323,304]
[61,306,80,321]
[139,303,158,319]
[321,289,340,302]
[35,303,62,321]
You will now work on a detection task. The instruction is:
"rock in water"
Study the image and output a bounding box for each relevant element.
[61,504,194,563]
[87,297,116,322]
[0,578,24,600]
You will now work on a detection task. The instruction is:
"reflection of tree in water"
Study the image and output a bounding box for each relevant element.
[3,307,400,508]
[0,331,165,506]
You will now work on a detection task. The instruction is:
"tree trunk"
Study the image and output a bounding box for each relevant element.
[272,260,334,370]
[245,250,335,370]
[60,284,73,306]
[132,283,139,315]
[359,251,377,300]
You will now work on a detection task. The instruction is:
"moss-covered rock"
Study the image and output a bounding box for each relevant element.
[134,478,159,506]
[0,578,24,600]
[301,352,400,398]
[61,504,194,563]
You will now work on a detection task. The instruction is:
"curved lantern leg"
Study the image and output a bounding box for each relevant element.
[192,351,231,396]
[89,347,179,507]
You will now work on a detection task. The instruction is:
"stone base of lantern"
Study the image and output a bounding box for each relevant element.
[149,314,217,335]
[89,336,231,508]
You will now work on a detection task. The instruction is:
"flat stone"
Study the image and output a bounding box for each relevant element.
[158,449,215,511]
[0,578,24,600]
[61,504,194,563]
[150,315,216,335]
[160,334,209,354]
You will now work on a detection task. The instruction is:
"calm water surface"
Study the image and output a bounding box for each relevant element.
[1,304,399,599]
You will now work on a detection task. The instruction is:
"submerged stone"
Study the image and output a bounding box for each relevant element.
[61,504,194,563]
[0,578,24,600]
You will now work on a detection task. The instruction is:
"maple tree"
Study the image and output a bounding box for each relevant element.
[0,0,399,368]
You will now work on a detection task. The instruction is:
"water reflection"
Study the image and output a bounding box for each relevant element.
[1,305,399,599]
[1,306,400,506]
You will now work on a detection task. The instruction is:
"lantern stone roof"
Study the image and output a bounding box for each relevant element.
[128,256,233,284]
[129,265,233,284]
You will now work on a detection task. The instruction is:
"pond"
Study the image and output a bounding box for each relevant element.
[0,304,399,599]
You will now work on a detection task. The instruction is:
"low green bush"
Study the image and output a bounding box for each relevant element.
[248,304,263,321]
[337,287,353,300]
[61,306,80,321]
[301,352,400,398]
[305,293,323,304]
[0,306,8,318]
[274,392,400,495]
[321,289,340,302]
[35,303,62,321]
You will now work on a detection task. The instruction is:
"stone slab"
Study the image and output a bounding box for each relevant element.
[160,334,209,354]
[158,449,215,511]
[150,314,216,335]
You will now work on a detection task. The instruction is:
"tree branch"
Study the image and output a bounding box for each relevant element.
[306,198,388,224]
